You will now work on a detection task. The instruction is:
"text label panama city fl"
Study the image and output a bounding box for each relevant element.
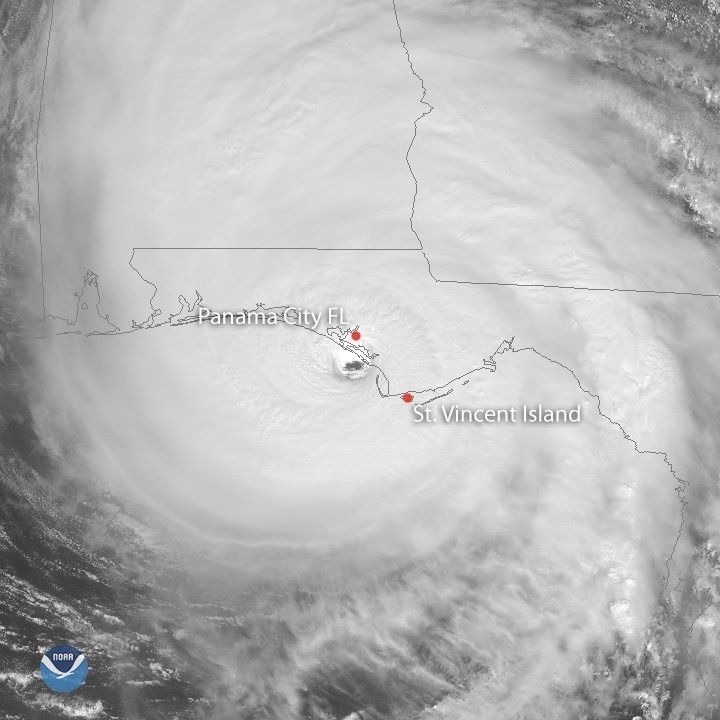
[197,306,349,330]
[413,404,583,424]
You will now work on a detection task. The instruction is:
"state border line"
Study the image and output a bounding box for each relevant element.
[435,278,720,299]
[130,246,720,299]
[36,0,55,319]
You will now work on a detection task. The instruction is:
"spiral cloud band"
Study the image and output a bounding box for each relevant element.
[1,0,720,718]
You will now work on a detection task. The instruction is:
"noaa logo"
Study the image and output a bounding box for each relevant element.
[39,645,88,692]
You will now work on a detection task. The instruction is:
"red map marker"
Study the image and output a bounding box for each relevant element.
[351,330,361,341]
[402,392,414,403]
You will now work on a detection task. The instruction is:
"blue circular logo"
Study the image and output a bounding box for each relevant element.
[39,645,88,693]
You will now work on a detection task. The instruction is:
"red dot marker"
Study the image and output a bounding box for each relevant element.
[402,392,414,403]
[351,330,361,341]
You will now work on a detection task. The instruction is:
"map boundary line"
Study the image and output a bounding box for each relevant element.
[35,0,55,320]
[129,247,720,299]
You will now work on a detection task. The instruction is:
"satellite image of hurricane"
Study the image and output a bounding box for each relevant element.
[2,0,720,718]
